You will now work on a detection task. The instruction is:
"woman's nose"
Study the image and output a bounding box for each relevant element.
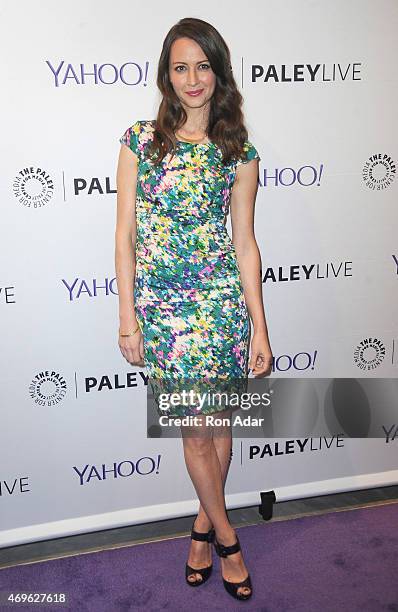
[187,69,199,86]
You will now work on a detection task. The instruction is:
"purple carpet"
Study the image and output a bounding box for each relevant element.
[1,503,397,611]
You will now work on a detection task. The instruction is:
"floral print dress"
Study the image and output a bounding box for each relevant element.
[119,120,260,417]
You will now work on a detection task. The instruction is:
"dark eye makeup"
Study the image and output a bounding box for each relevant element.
[174,63,211,72]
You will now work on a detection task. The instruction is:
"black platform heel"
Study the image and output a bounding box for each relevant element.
[213,534,253,600]
[185,519,215,587]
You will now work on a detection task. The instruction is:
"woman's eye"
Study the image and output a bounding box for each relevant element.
[174,64,210,72]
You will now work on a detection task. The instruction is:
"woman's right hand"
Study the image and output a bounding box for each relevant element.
[118,329,145,367]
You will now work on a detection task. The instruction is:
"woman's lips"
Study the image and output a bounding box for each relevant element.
[186,89,204,97]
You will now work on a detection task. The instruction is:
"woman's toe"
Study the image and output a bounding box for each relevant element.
[238,586,251,596]
[188,572,202,583]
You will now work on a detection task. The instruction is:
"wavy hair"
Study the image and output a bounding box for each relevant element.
[147,17,249,165]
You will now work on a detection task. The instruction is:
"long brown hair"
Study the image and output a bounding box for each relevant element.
[147,17,250,165]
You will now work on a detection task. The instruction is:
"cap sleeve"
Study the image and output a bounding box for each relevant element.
[237,141,261,165]
[119,120,142,157]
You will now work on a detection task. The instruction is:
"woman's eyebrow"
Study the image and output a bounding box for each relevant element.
[171,59,209,65]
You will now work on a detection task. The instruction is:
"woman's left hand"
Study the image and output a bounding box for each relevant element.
[249,330,273,377]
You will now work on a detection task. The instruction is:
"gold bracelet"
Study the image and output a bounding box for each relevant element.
[119,325,139,337]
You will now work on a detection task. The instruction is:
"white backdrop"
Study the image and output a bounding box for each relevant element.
[1,0,397,547]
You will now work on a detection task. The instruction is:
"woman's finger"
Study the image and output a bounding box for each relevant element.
[120,346,139,365]
[248,352,262,370]
[249,351,273,375]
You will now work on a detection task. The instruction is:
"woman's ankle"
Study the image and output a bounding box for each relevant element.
[214,525,236,545]
[194,515,213,532]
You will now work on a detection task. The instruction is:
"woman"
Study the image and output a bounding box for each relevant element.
[115,17,273,602]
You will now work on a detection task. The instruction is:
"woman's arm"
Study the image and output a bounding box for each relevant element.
[230,159,273,376]
[115,144,144,365]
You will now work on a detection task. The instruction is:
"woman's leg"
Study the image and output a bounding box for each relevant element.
[182,410,251,595]
[194,419,232,531]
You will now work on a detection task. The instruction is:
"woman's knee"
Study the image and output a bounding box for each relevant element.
[182,432,213,456]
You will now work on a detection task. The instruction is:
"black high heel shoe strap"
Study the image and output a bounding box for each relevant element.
[214,536,241,557]
[213,534,252,599]
[186,563,212,576]
[224,573,252,588]
[191,527,215,543]
[185,519,215,587]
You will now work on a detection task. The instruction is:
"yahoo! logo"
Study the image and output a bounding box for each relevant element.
[259,164,323,187]
[46,60,149,87]
[251,62,362,83]
[73,455,162,485]
[271,351,318,372]
[383,425,398,444]
[62,278,118,301]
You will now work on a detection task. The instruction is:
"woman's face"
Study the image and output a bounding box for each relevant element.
[169,37,216,111]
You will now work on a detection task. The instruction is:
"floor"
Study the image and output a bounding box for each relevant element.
[1,484,397,570]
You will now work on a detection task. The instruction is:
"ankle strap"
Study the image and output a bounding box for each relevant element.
[214,536,241,557]
[191,527,215,543]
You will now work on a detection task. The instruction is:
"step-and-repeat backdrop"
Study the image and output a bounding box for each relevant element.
[1,0,397,547]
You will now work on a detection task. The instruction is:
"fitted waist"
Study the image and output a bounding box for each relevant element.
[134,274,244,304]
[136,207,227,225]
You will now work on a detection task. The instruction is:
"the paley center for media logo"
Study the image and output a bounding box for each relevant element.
[29,370,67,406]
[362,153,396,190]
[13,166,54,209]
